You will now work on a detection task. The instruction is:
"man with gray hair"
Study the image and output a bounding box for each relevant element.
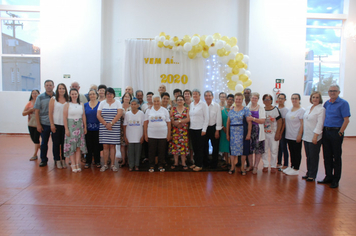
[318,84,350,188]
[70,81,88,103]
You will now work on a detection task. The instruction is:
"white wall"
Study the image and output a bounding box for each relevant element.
[0,0,101,133]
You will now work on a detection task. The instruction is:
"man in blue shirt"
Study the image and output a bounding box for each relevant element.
[34,80,55,167]
[318,84,350,188]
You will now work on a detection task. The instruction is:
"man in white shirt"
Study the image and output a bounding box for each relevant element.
[204,90,222,169]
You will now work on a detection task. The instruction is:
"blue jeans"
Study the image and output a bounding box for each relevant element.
[277,131,289,167]
[40,125,52,163]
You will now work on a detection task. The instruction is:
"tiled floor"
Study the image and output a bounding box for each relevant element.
[0,135,355,236]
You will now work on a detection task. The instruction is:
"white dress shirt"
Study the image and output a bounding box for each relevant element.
[302,104,325,142]
[207,101,222,130]
[189,100,209,132]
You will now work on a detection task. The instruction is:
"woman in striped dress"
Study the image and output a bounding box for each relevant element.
[97,87,123,172]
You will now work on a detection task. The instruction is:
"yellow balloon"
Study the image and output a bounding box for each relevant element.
[168,45,173,49]
[159,32,166,37]
[243,79,252,87]
[183,35,191,42]
[229,37,237,46]
[232,66,239,75]
[193,34,200,38]
[200,35,207,42]
[180,41,186,46]
[221,36,229,42]
[203,45,209,52]
[226,73,233,80]
[199,40,206,46]
[173,36,179,42]
[239,74,248,82]
[174,41,180,47]
[188,50,196,59]
[217,48,226,57]
[236,61,244,68]
[227,81,237,90]
[165,35,170,40]
[202,51,210,58]
[235,53,244,61]
[227,59,236,68]
[157,41,164,48]
[195,44,203,53]
[225,51,231,56]
[213,33,222,40]
[243,63,248,69]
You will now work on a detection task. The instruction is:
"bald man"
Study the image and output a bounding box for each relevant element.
[70,81,88,103]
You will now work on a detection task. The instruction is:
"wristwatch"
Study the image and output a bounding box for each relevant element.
[338,131,344,136]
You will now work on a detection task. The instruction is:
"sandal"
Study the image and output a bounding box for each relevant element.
[171,165,178,169]
[96,163,101,168]
[241,171,246,176]
[129,168,133,172]
[119,163,126,168]
[182,165,188,170]
[228,169,235,174]
[252,167,257,175]
[84,163,89,169]
[135,166,139,171]
[111,165,118,171]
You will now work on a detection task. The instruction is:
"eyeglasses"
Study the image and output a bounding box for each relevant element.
[263,99,271,101]
[328,90,338,93]
[177,99,184,101]
[291,98,299,100]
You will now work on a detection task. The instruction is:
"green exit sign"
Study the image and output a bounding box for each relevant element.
[276,79,284,83]
[113,88,121,97]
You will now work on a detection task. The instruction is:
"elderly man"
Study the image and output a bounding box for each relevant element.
[243,88,251,107]
[135,90,146,109]
[34,80,55,167]
[318,84,350,188]
[125,86,134,97]
[203,90,222,169]
[158,84,166,96]
[70,81,88,103]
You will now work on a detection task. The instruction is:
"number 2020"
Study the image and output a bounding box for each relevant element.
[160,74,188,84]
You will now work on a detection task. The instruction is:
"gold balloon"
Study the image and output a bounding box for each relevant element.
[243,63,248,69]
[239,74,248,82]
[199,40,206,46]
[225,51,230,56]
[180,41,186,46]
[165,35,170,40]
[157,41,164,48]
[203,45,209,52]
[236,61,244,68]
[227,59,236,68]
[174,41,180,47]
[226,73,233,80]
[243,79,252,87]
[229,37,237,46]
[232,66,239,75]
[221,36,229,42]
[195,44,203,53]
[183,35,191,42]
[227,81,237,90]
[188,50,196,59]
[213,33,222,40]
[173,36,179,42]
[202,51,210,58]
[168,45,173,49]
[200,35,207,42]
[235,53,244,61]
[159,32,166,37]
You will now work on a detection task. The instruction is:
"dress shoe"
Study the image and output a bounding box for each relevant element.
[302,175,308,179]
[330,182,339,188]
[306,177,315,182]
[317,178,332,184]
[39,162,47,167]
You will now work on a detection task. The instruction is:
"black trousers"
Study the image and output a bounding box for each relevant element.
[286,139,302,170]
[304,140,322,179]
[52,125,65,161]
[322,128,344,183]
[204,125,220,168]
[190,129,204,167]
[148,138,166,168]
[85,130,101,165]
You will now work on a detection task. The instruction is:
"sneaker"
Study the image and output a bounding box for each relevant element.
[286,169,299,175]
[159,167,165,172]
[100,165,108,172]
[29,156,38,161]
[39,162,47,167]
[61,160,67,169]
[111,165,118,172]
[56,161,62,169]
[282,167,292,173]
[149,168,154,173]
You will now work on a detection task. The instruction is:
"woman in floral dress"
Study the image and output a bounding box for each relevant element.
[169,95,190,170]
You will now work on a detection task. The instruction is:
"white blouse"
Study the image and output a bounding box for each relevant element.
[302,104,325,143]
[189,100,209,132]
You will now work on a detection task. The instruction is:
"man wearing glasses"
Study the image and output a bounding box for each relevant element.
[318,84,350,188]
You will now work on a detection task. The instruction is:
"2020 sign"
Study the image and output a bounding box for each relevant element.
[160,74,188,84]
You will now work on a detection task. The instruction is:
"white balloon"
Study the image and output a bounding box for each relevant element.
[191,36,200,46]
[209,46,217,55]
[242,55,249,63]
[245,70,251,78]
[169,40,174,46]
[235,84,244,92]
[231,45,239,54]
[184,42,192,52]
[225,45,231,52]
[163,40,170,46]
[205,35,213,45]
[231,75,239,81]
[222,41,226,47]
[159,36,165,42]
[155,36,160,42]
[221,56,229,64]
[238,68,246,75]
[177,45,183,51]
[236,80,243,85]
[215,40,224,49]
[226,67,232,73]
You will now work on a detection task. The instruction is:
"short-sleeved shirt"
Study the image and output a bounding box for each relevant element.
[285,107,305,140]
[145,107,170,139]
[264,106,281,133]
[34,92,54,126]
[324,97,351,127]
[124,110,145,143]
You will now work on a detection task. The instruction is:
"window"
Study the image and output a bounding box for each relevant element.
[304,0,347,96]
[0,2,40,91]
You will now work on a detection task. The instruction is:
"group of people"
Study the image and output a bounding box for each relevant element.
[23,81,350,188]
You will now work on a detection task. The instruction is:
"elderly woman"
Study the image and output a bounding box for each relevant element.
[247,92,266,174]
[226,93,251,175]
[262,94,282,173]
[63,88,87,172]
[97,87,123,172]
[144,95,171,172]
[49,83,69,169]
[161,92,171,112]
[22,90,41,161]
[220,94,234,168]
[98,84,107,102]
[189,89,209,172]
[302,91,325,181]
[284,93,305,176]
[84,89,101,168]
[118,92,132,167]
[169,95,190,170]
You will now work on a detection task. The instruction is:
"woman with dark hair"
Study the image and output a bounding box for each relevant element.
[277,93,289,170]
[22,89,41,161]
[49,83,69,169]
[118,92,132,167]
[169,95,190,169]
[97,87,123,172]
[219,94,234,168]
[161,92,171,112]
[98,84,107,102]
[284,93,305,176]
[84,89,101,168]
[302,91,325,181]
[63,88,87,172]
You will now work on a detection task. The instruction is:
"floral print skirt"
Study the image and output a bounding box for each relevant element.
[64,118,87,157]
